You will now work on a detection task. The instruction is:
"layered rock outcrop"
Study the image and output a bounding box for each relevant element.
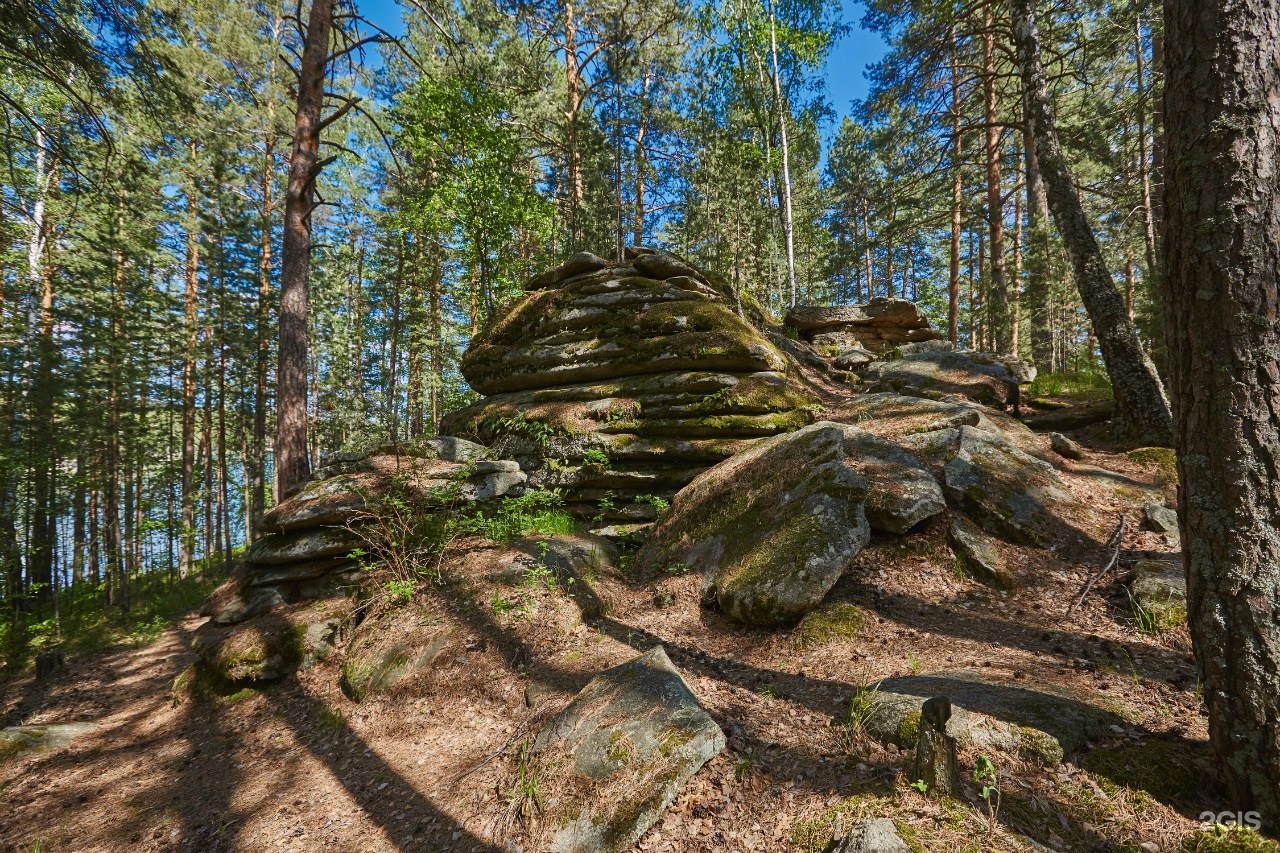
[203,438,526,627]
[784,298,943,353]
[441,248,819,520]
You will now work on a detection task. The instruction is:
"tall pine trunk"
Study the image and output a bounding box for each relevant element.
[1010,0,1172,444]
[277,0,332,497]
[180,150,199,576]
[766,0,798,306]
[948,26,963,346]
[983,0,1011,352]
[1164,0,1280,825]
[1023,115,1054,370]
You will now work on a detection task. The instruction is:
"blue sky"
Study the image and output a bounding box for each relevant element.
[358,0,887,123]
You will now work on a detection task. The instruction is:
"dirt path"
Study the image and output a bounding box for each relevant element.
[1,616,496,853]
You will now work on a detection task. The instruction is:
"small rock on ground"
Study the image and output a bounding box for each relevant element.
[834,818,910,853]
[1049,432,1085,460]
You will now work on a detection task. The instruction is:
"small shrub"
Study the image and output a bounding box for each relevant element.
[582,448,609,469]
[634,493,670,516]
[383,579,416,606]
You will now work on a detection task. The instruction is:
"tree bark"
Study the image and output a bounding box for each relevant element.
[277,0,331,498]
[181,147,200,574]
[766,0,798,307]
[1010,0,1172,444]
[1163,0,1280,826]
[948,26,963,346]
[563,0,583,250]
[1023,114,1054,370]
[983,0,1011,353]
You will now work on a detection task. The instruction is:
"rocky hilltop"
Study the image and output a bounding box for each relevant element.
[155,249,1199,853]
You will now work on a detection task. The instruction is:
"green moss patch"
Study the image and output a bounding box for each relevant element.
[1084,740,1197,803]
[1182,825,1280,853]
[795,602,865,647]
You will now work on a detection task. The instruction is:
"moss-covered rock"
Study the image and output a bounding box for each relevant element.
[442,250,821,514]
[633,422,872,626]
[531,647,725,853]
[947,518,1016,590]
[192,617,305,683]
[861,349,1035,409]
[0,723,98,763]
[1083,740,1197,802]
[340,604,451,701]
[942,426,1079,547]
[854,670,1136,766]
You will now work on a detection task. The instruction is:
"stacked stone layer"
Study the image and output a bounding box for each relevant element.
[442,248,820,519]
[203,438,525,625]
[785,297,944,352]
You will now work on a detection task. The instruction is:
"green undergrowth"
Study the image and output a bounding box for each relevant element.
[1027,370,1113,403]
[1183,825,1280,853]
[3,569,224,671]
[350,477,577,602]
[1083,740,1197,802]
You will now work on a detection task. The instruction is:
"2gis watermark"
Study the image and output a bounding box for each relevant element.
[1199,810,1263,831]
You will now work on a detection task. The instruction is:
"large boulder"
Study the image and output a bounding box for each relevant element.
[632,422,874,626]
[941,426,1079,547]
[785,298,943,354]
[855,671,1136,766]
[841,428,946,534]
[835,392,1026,443]
[442,249,819,517]
[861,350,1036,409]
[531,647,725,853]
[341,604,452,701]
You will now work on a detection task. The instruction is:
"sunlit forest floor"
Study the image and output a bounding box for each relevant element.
[0,416,1259,853]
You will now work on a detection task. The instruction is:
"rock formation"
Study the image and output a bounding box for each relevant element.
[203,438,526,627]
[785,298,944,353]
[855,670,1136,766]
[440,248,820,521]
[530,646,725,853]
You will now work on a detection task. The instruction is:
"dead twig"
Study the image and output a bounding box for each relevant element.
[1066,513,1127,616]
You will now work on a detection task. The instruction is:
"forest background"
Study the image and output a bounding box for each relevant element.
[0,0,1162,658]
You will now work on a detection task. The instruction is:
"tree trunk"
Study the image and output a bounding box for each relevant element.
[251,127,274,541]
[1023,113,1054,370]
[634,71,651,246]
[428,244,443,432]
[983,0,1011,353]
[1010,0,1172,444]
[250,19,281,540]
[1163,0,1280,825]
[563,0,583,250]
[277,0,331,498]
[948,25,963,346]
[407,239,425,439]
[181,148,200,575]
[766,0,798,307]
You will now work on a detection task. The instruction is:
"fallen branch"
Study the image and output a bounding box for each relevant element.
[1066,513,1127,616]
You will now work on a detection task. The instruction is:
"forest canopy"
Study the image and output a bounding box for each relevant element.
[0,0,1161,634]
